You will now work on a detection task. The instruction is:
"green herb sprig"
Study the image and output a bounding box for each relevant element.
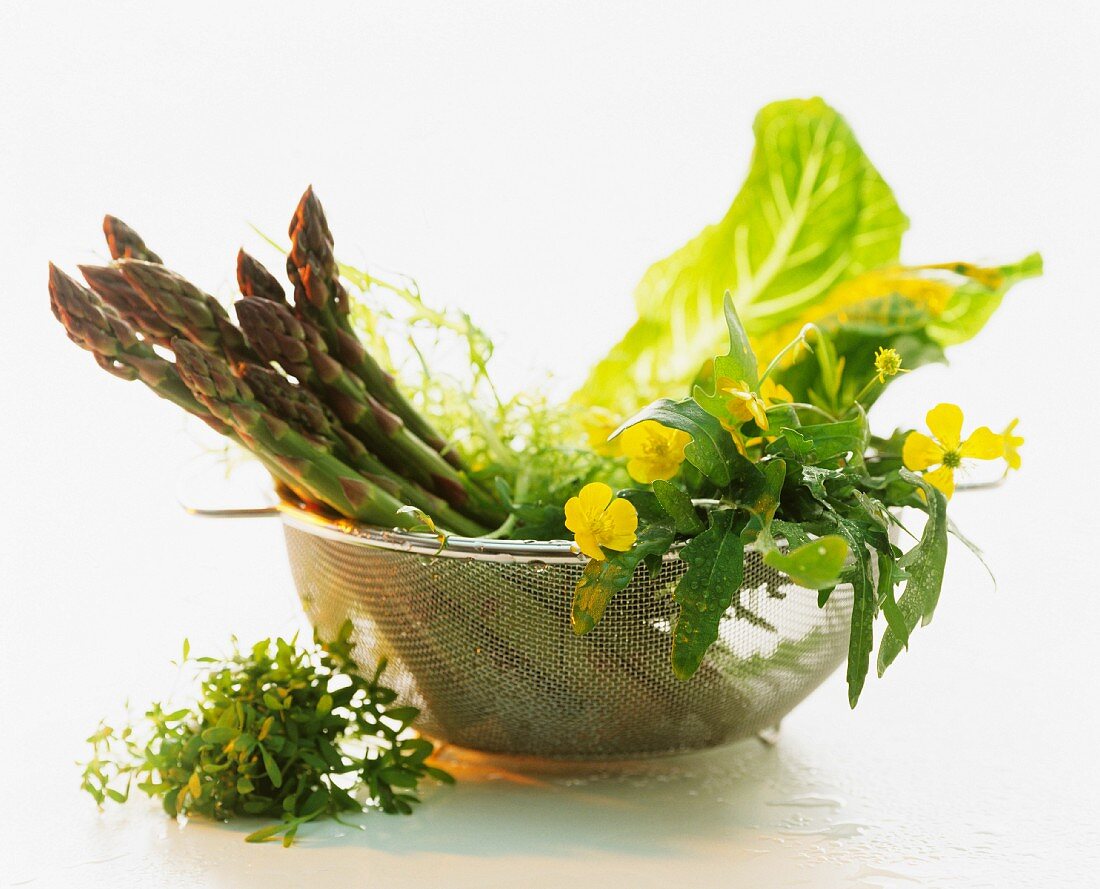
[80,622,453,846]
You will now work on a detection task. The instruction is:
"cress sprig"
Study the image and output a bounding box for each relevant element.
[80,622,453,846]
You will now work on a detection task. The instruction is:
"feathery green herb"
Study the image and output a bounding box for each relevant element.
[80,623,452,846]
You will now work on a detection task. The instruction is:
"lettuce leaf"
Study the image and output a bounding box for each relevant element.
[574,97,908,415]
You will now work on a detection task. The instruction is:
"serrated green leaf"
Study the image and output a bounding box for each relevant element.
[651,479,704,534]
[876,551,908,649]
[670,510,745,679]
[878,471,949,676]
[835,518,875,708]
[694,295,759,418]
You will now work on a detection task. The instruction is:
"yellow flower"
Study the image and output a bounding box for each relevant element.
[720,378,768,429]
[619,420,692,484]
[873,347,908,384]
[760,377,793,406]
[902,403,1004,499]
[582,407,623,457]
[564,482,638,561]
[719,377,791,432]
[1002,418,1023,471]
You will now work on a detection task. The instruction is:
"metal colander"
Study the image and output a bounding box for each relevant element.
[278,502,854,760]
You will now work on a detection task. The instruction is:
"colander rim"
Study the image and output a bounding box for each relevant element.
[277,498,693,564]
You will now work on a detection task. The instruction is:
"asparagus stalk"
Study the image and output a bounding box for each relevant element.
[239,363,489,536]
[49,265,221,426]
[235,296,506,525]
[173,339,422,529]
[118,259,259,364]
[79,265,175,349]
[50,265,323,506]
[103,215,163,263]
[287,187,461,467]
[237,249,287,304]
[81,217,173,346]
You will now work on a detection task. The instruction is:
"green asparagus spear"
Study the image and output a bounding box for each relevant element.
[237,249,287,304]
[287,187,460,466]
[103,215,163,263]
[50,264,324,505]
[118,259,259,364]
[235,296,506,525]
[49,264,221,426]
[79,265,175,349]
[173,339,421,529]
[239,364,489,536]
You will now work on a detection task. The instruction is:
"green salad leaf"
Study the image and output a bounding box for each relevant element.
[575,97,908,415]
[877,470,950,675]
[670,509,746,680]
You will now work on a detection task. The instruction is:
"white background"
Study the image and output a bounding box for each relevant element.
[2,3,1098,887]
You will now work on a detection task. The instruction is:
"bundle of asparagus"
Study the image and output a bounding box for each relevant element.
[51,188,507,536]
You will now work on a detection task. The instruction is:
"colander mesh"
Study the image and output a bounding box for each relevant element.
[284,523,854,758]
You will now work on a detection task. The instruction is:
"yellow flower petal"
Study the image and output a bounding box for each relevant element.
[667,428,692,458]
[601,498,639,552]
[902,431,944,471]
[924,465,956,500]
[583,408,622,457]
[760,378,792,404]
[627,456,674,484]
[926,403,963,451]
[563,496,588,534]
[577,481,614,514]
[621,421,690,483]
[574,530,605,561]
[959,426,1004,461]
[1002,418,1023,470]
[747,397,770,431]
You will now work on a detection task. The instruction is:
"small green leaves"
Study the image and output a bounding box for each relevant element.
[199,726,237,744]
[78,622,452,845]
[764,536,848,589]
[670,509,745,680]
